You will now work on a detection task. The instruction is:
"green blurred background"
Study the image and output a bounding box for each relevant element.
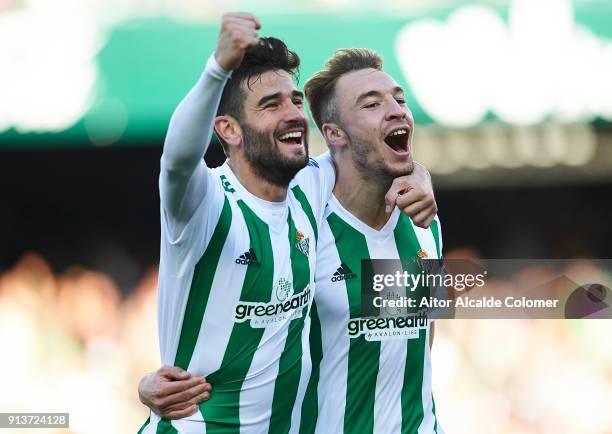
[1,0,611,433]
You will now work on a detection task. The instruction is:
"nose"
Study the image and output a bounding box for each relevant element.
[385,97,407,122]
[283,100,307,123]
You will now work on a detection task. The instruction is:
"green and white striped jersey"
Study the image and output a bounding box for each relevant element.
[299,195,444,434]
[142,159,334,434]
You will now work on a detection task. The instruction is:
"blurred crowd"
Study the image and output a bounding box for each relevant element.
[0,252,611,433]
[0,253,157,433]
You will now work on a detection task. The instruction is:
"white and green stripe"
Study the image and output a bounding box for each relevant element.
[145,162,321,433]
[304,197,444,434]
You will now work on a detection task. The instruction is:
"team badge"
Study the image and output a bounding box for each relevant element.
[295,230,310,258]
[417,248,428,259]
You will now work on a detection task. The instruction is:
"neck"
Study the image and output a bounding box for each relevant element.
[227,157,288,202]
[333,158,392,230]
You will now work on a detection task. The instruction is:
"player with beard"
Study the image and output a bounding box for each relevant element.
[139,15,328,433]
[138,12,438,433]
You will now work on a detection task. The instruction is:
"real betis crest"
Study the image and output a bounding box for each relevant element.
[295,230,310,258]
[417,248,428,259]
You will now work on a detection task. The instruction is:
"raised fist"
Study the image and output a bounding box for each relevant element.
[215,12,261,71]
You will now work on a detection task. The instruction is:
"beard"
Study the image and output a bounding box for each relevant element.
[346,126,414,183]
[242,121,309,187]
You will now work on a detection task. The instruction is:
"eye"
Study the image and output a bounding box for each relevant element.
[293,98,304,107]
[395,98,406,105]
[264,102,279,109]
[364,102,380,109]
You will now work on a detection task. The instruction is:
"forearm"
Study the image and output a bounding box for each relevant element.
[161,54,231,175]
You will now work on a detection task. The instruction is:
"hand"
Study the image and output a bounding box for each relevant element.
[138,365,212,420]
[215,12,261,71]
[384,161,438,228]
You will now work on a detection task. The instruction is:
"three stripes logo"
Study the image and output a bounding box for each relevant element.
[331,263,357,282]
[235,248,261,267]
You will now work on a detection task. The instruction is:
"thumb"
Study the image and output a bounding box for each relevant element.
[384,194,395,214]
[163,366,191,380]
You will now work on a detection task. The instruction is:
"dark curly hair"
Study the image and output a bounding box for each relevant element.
[216,37,300,154]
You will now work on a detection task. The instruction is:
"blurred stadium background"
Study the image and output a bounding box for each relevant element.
[1,0,612,432]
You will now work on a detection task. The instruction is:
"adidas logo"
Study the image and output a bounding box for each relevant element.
[331,263,357,282]
[235,248,261,267]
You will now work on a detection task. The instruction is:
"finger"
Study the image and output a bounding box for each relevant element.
[384,187,409,213]
[224,27,259,49]
[399,199,430,219]
[241,35,260,50]
[226,26,259,42]
[384,191,395,214]
[160,382,210,407]
[384,179,414,213]
[223,17,260,34]
[162,405,199,420]
[412,205,437,228]
[160,365,191,381]
[157,389,208,418]
[225,12,261,29]
[383,180,401,208]
[159,376,207,396]
[395,189,428,210]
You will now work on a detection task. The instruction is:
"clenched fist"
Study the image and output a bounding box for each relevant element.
[215,12,261,71]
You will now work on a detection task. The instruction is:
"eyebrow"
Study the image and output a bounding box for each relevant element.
[355,86,405,105]
[257,90,304,107]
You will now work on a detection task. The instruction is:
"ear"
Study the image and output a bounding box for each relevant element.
[214,115,243,150]
[321,122,348,151]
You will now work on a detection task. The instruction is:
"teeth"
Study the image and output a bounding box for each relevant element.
[278,131,303,140]
[390,129,407,137]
